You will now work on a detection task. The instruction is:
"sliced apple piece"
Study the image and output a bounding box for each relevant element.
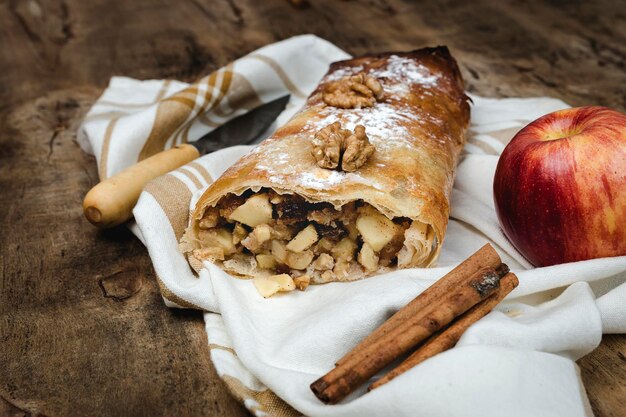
[286,224,319,253]
[228,194,273,227]
[269,274,296,291]
[331,237,357,261]
[256,253,277,269]
[253,224,272,243]
[254,276,281,298]
[242,224,273,252]
[285,250,314,270]
[356,210,397,251]
[198,228,235,254]
[271,240,288,264]
[358,243,379,272]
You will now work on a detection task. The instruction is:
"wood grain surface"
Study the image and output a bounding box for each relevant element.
[1,1,624,416]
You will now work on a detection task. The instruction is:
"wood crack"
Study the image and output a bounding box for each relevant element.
[0,391,35,417]
[188,0,214,21]
[8,0,74,66]
[59,0,74,42]
[9,0,42,44]
[46,130,59,160]
[225,0,244,25]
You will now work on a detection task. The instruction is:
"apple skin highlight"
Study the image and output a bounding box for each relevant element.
[493,106,626,267]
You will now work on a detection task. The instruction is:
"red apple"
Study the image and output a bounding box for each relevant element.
[493,106,626,267]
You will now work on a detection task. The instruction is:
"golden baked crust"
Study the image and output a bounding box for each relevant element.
[181,46,470,282]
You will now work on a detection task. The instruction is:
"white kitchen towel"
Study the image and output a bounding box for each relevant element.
[79,35,626,417]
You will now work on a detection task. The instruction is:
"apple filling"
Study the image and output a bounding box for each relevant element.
[189,189,436,286]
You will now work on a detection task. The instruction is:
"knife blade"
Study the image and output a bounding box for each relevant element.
[83,94,291,228]
[193,94,290,154]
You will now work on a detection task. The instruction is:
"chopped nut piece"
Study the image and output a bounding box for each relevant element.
[320,271,336,282]
[332,237,358,261]
[254,276,281,298]
[342,125,375,172]
[192,247,225,263]
[285,249,314,270]
[311,123,375,172]
[240,236,259,252]
[320,270,335,282]
[229,194,273,227]
[271,223,295,240]
[358,243,379,272]
[311,122,350,170]
[199,208,219,229]
[344,222,360,240]
[312,253,335,271]
[198,228,236,254]
[286,224,319,253]
[333,259,351,278]
[339,201,358,224]
[307,207,341,226]
[313,237,335,254]
[268,274,296,292]
[293,275,311,291]
[271,240,288,264]
[356,208,397,252]
[232,223,248,245]
[256,253,277,269]
[268,190,284,204]
[323,73,384,109]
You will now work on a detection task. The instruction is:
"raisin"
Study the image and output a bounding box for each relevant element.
[316,224,347,240]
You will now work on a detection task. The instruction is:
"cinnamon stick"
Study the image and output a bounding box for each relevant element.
[368,272,519,391]
[310,263,508,404]
[336,244,501,366]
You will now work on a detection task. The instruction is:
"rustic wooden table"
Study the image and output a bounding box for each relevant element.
[1,1,624,416]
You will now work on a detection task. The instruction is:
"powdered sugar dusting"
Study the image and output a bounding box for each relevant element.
[324,65,364,82]
[256,151,290,171]
[298,169,384,191]
[372,55,440,86]
[299,170,345,189]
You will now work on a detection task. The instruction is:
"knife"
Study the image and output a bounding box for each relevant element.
[83,94,290,228]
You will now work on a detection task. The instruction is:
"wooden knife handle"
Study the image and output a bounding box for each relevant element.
[83,144,201,228]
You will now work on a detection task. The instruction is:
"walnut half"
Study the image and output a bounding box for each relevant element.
[311,122,349,170]
[342,125,375,172]
[311,122,375,172]
[323,73,384,109]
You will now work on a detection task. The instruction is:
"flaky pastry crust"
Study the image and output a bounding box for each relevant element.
[181,47,470,284]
